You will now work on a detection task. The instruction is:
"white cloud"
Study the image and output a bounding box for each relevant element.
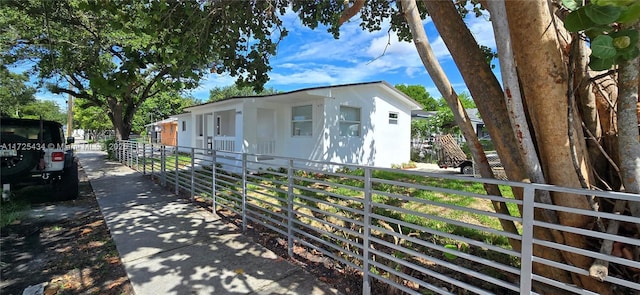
[194,5,494,100]
[269,69,337,86]
[466,14,495,49]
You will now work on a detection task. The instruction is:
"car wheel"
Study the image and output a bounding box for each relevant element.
[461,163,474,175]
[54,161,79,201]
[1,134,40,182]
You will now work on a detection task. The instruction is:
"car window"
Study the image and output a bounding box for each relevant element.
[1,124,61,143]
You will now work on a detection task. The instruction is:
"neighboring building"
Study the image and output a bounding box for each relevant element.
[466,109,488,139]
[146,117,178,146]
[175,81,422,168]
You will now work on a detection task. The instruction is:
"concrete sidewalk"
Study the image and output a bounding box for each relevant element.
[77,151,339,295]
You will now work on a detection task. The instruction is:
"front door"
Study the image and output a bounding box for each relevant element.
[256,108,275,154]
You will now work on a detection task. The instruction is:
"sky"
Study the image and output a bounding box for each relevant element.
[31,6,498,107]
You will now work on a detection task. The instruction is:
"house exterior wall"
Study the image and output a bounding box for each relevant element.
[180,82,420,169]
[175,114,192,152]
[282,99,325,161]
[159,121,177,146]
[319,85,413,168]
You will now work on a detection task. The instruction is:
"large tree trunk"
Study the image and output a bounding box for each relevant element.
[399,0,520,250]
[420,0,575,291]
[618,21,640,226]
[107,98,132,141]
[504,2,609,293]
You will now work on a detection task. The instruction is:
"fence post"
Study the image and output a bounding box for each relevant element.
[362,167,372,295]
[287,159,294,258]
[161,146,166,186]
[520,186,535,294]
[175,147,179,195]
[128,141,132,167]
[142,143,146,175]
[211,150,217,213]
[242,153,247,232]
[135,142,139,171]
[119,141,123,163]
[190,147,195,201]
[150,145,155,181]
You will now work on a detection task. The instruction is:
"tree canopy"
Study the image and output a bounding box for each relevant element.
[208,85,280,103]
[394,84,438,111]
[1,0,285,139]
[0,66,37,117]
[1,66,65,123]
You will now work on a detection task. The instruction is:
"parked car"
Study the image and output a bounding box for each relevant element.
[1,117,79,201]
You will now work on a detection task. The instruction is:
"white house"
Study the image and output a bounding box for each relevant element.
[175,81,422,168]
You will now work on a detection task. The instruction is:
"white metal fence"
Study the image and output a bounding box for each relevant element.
[113,140,640,295]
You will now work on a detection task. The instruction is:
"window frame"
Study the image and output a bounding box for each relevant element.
[388,112,399,124]
[291,105,313,137]
[216,116,222,136]
[339,105,361,137]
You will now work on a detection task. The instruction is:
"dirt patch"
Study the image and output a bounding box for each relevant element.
[0,165,133,295]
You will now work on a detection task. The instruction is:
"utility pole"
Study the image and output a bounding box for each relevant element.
[67,82,73,138]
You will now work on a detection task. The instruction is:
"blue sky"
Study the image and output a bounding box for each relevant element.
[32,7,497,107]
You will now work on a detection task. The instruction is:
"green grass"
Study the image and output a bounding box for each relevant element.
[0,200,30,228]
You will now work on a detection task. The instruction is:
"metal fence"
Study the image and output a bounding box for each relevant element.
[113,140,640,295]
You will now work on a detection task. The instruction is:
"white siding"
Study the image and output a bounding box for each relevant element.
[179,82,420,168]
[175,114,192,153]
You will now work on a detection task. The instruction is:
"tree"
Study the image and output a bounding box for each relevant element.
[394,84,438,111]
[429,93,476,134]
[18,100,66,124]
[208,84,280,102]
[0,67,37,117]
[74,101,112,141]
[1,0,285,139]
[290,0,639,293]
[132,92,199,134]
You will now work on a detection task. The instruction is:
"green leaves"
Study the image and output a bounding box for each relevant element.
[563,1,640,71]
[564,8,594,32]
[584,4,622,25]
[591,35,616,58]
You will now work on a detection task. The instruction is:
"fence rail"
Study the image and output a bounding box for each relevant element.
[113,140,640,295]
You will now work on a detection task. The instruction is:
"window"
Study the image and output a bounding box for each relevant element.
[181,121,186,131]
[388,112,399,124]
[339,106,361,137]
[216,116,221,135]
[292,105,313,136]
[196,115,203,136]
[476,123,490,139]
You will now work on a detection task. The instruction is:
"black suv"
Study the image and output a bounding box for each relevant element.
[1,117,79,201]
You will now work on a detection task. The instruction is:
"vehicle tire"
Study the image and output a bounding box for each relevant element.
[1,134,40,182]
[54,160,79,201]
[460,163,474,175]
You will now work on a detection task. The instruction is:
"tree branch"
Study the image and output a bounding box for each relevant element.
[338,0,365,27]
[141,67,171,101]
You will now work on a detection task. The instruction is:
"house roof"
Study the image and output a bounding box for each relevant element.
[411,110,437,119]
[184,81,423,112]
[466,108,482,123]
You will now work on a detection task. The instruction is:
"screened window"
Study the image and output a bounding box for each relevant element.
[339,106,361,137]
[389,112,399,124]
[292,105,312,136]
